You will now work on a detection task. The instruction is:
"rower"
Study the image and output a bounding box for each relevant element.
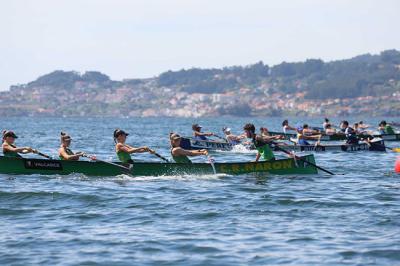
[222,127,245,145]
[260,127,271,137]
[170,133,208,163]
[324,124,336,135]
[243,123,282,162]
[378,120,395,135]
[358,121,370,130]
[192,124,214,140]
[340,121,359,145]
[353,123,361,134]
[114,129,155,163]
[282,120,296,133]
[296,126,321,145]
[58,132,86,160]
[2,130,34,157]
[322,118,330,130]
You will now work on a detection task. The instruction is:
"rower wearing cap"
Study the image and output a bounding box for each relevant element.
[114,129,154,163]
[170,133,208,163]
[58,132,85,160]
[243,123,279,162]
[222,127,245,145]
[2,130,34,157]
[192,124,214,141]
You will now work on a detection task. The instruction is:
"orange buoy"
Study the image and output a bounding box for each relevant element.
[395,157,400,173]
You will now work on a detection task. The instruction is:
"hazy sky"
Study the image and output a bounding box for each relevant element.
[1,0,399,90]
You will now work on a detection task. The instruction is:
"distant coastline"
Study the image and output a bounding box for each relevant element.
[1,49,399,117]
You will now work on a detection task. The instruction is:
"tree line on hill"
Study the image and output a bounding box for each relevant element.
[17,49,400,100]
[158,49,400,99]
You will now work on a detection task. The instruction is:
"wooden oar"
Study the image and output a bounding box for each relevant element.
[82,154,132,174]
[270,141,335,175]
[383,146,400,152]
[364,140,400,152]
[151,150,170,162]
[32,149,52,159]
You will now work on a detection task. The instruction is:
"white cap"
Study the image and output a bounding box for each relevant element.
[223,127,231,133]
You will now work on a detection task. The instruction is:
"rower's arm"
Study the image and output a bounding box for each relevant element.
[304,134,322,140]
[174,147,207,157]
[3,144,32,153]
[59,148,82,160]
[121,145,152,154]
[194,131,213,137]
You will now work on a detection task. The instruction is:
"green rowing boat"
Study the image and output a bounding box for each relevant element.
[0,155,318,176]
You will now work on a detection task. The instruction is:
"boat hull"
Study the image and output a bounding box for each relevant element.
[0,155,318,176]
[269,131,400,141]
[277,140,386,152]
[180,137,253,151]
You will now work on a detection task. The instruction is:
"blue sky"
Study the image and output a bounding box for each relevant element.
[0,0,399,90]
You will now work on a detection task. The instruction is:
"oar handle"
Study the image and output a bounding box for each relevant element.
[271,141,335,175]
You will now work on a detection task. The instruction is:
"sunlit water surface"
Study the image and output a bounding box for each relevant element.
[0,117,399,265]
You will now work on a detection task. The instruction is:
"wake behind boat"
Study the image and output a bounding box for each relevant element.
[0,154,318,176]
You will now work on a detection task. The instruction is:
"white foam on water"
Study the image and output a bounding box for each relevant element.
[216,144,256,154]
[106,173,229,182]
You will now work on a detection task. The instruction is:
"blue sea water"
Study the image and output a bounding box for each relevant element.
[0,116,399,265]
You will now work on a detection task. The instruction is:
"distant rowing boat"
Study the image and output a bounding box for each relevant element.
[0,155,318,176]
[269,131,400,141]
[278,139,386,152]
[179,136,386,153]
[180,137,254,151]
